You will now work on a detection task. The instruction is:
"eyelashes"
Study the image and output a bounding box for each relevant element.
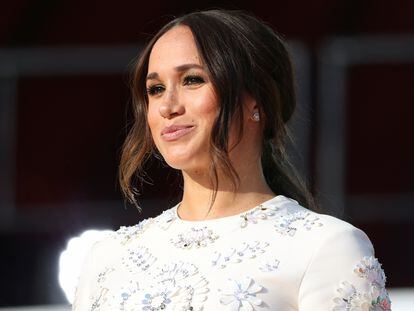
[183,75,205,85]
[146,74,205,96]
[146,85,165,96]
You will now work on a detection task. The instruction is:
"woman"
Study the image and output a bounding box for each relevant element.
[73,10,391,310]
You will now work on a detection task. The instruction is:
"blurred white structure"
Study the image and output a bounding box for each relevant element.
[388,288,414,310]
[58,229,113,304]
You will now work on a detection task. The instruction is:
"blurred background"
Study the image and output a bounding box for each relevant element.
[0,0,413,309]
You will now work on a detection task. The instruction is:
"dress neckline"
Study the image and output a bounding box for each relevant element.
[171,194,295,227]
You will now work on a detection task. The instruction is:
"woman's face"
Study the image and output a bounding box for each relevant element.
[146,26,218,172]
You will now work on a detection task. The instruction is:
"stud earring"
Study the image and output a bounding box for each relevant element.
[251,111,260,122]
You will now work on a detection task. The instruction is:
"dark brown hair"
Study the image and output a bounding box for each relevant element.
[119,9,318,211]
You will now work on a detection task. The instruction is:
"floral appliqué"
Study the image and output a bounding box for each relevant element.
[122,282,177,311]
[273,211,323,236]
[211,241,269,269]
[333,256,391,311]
[171,226,219,249]
[219,277,263,310]
[104,262,208,311]
[146,261,209,310]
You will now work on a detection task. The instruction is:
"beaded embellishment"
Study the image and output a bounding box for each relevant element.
[333,256,391,310]
[96,267,115,284]
[88,267,115,310]
[112,281,141,310]
[90,288,109,311]
[121,245,157,274]
[149,261,209,311]
[171,226,219,249]
[218,276,264,310]
[211,241,269,269]
[273,211,323,236]
[259,258,280,272]
[97,261,208,311]
[113,218,154,244]
[239,204,281,228]
[156,208,177,230]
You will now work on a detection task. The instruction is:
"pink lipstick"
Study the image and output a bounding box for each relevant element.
[161,125,195,141]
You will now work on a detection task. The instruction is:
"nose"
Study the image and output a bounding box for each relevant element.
[159,88,185,119]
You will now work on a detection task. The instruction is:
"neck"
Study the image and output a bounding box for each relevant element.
[178,160,275,221]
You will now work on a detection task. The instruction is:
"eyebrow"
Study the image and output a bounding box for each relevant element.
[146,63,205,81]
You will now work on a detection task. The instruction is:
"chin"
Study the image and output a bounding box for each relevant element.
[163,157,193,170]
[162,153,209,172]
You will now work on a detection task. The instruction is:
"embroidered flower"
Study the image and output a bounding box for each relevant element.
[218,277,263,310]
[171,226,219,249]
[140,287,178,311]
[173,279,209,311]
[354,256,386,288]
[273,211,322,236]
[121,245,157,274]
[366,285,391,311]
[152,261,209,311]
[113,218,153,244]
[333,257,391,311]
[102,280,141,310]
[211,241,269,269]
[333,281,370,311]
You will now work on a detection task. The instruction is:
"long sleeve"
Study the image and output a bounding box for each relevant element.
[298,225,391,310]
[72,243,96,311]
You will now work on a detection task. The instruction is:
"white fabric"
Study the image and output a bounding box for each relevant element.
[72,195,391,310]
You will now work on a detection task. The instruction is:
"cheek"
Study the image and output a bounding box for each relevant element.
[190,88,218,120]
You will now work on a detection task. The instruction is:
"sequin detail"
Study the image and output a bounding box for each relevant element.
[97,267,115,284]
[90,288,109,311]
[99,261,208,310]
[89,267,115,310]
[218,277,263,310]
[113,218,154,244]
[171,226,219,249]
[121,245,157,274]
[112,281,141,310]
[150,261,209,311]
[333,256,391,311]
[211,241,269,269]
[141,288,177,310]
[239,204,281,228]
[273,211,323,236]
[259,258,280,272]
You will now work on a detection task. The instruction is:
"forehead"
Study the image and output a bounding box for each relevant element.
[148,25,201,71]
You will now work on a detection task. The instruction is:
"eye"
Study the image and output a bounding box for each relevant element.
[146,84,165,96]
[183,75,205,86]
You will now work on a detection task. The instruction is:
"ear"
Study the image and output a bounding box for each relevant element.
[243,92,260,124]
[242,92,260,121]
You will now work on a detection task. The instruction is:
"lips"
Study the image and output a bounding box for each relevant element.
[161,124,195,141]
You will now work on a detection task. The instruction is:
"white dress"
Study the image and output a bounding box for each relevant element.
[72,195,391,310]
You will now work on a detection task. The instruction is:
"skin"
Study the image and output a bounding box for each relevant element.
[146,25,275,220]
